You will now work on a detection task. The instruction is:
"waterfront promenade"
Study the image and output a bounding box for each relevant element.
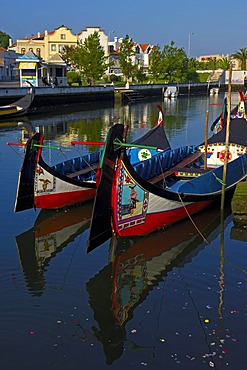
[0,81,224,110]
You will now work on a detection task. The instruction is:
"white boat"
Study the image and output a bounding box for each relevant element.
[164,86,178,99]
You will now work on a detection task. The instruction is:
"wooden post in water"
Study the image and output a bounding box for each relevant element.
[204,110,209,170]
[220,64,232,210]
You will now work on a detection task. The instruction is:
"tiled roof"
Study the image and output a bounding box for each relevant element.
[139,43,150,52]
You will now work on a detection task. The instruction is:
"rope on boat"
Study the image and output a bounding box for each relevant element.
[57,147,97,175]
[177,192,210,244]
[212,172,226,186]
[7,143,25,159]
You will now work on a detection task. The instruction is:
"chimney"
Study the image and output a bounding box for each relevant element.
[37,32,40,38]
[9,38,12,47]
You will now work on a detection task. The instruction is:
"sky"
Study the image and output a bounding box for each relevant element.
[1,0,246,57]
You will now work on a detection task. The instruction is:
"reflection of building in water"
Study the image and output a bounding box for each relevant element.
[86,207,232,365]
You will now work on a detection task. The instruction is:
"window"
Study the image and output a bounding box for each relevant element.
[21,48,26,54]
[36,48,41,57]
[51,44,56,51]
[58,44,64,53]
[22,69,36,76]
[56,67,63,77]
[61,34,66,40]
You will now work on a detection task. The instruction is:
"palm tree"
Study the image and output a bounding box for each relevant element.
[231,48,247,70]
[217,56,231,70]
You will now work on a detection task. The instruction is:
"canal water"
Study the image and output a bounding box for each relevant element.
[1,94,246,370]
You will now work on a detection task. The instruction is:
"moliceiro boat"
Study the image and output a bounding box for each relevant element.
[14,105,171,212]
[87,113,247,252]
[0,82,35,119]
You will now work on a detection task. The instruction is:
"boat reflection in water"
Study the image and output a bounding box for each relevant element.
[15,202,92,295]
[87,206,232,365]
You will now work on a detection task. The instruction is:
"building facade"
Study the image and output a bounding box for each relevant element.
[9,25,77,86]
[77,26,108,57]
[9,25,77,61]
[196,53,242,70]
[0,47,19,81]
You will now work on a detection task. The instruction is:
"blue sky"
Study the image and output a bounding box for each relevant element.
[2,0,246,57]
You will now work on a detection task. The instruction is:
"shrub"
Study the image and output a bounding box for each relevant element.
[67,71,81,86]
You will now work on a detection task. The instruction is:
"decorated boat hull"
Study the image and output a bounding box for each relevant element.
[87,115,247,251]
[14,105,171,212]
[14,132,98,212]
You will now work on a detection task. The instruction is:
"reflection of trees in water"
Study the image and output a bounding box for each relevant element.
[32,96,222,151]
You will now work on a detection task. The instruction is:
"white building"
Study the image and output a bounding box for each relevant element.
[77,26,109,57]
[0,47,19,81]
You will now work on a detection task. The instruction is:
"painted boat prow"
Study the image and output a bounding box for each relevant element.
[87,124,125,252]
[14,132,42,212]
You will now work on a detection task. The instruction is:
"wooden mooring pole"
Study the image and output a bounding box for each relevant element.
[220,64,232,210]
[204,110,209,170]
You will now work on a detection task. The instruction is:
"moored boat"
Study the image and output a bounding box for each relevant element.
[87,96,247,251]
[0,82,35,119]
[164,86,178,99]
[14,105,171,212]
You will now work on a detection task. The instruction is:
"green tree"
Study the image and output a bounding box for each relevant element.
[0,30,10,49]
[217,56,231,70]
[61,45,75,64]
[149,45,163,82]
[184,58,199,82]
[162,41,188,83]
[231,48,247,70]
[119,34,136,82]
[64,31,108,85]
[206,58,218,70]
[135,68,147,83]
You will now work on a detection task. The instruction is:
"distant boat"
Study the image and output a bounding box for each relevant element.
[210,87,219,96]
[0,82,35,119]
[164,86,178,99]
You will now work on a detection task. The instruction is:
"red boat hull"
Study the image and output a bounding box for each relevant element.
[113,196,213,237]
[34,188,96,209]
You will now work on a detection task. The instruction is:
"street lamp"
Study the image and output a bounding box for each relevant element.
[188,32,194,58]
[108,30,115,42]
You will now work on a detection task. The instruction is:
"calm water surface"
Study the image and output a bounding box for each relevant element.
[1,94,247,370]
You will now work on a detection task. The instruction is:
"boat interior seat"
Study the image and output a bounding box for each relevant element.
[88,150,101,164]
[132,146,191,181]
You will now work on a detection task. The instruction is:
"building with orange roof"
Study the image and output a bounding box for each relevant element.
[9,25,76,86]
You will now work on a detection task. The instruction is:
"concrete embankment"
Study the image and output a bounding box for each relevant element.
[231,180,247,241]
[0,82,227,113]
[231,180,247,219]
